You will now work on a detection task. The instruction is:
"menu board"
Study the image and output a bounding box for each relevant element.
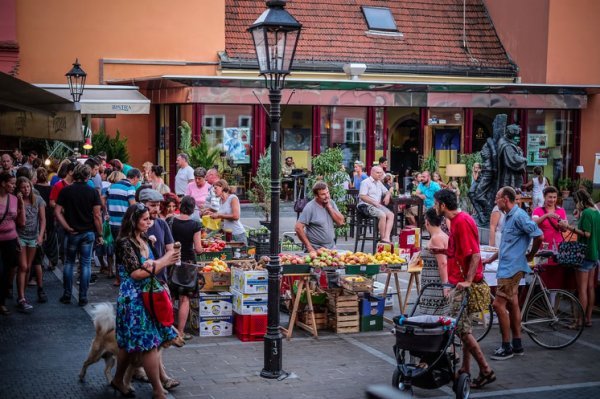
[527,134,548,166]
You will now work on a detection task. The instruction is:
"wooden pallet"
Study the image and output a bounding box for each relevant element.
[327,291,359,333]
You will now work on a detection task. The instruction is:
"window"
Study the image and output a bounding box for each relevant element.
[345,118,364,143]
[203,115,225,131]
[238,115,252,128]
[362,6,398,32]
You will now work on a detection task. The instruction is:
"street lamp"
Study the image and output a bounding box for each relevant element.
[65,58,87,103]
[248,0,301,380]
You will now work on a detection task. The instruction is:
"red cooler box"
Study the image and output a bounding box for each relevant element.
[399,227,417,251]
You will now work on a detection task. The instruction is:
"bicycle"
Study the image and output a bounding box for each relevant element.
[472,252,584,349]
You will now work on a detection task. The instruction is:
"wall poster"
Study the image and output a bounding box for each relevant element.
[527,134,548,166]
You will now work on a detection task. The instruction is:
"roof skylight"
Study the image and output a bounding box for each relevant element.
[361,6,398,32]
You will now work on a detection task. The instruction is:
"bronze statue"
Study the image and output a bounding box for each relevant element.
[497,124,527,189]
[469,114,505,226]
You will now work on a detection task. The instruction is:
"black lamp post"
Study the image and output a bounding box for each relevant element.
[248,0,301,380]
[65,58,87,103]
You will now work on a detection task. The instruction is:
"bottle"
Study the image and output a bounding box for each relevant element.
[173,242,182,266]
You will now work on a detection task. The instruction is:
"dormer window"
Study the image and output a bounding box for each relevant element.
[361,6,398,32]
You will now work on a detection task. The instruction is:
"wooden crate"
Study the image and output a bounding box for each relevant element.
[298,307,328,330]
[326,291,359,334]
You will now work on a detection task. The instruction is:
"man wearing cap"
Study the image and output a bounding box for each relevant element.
[351,160,368,190]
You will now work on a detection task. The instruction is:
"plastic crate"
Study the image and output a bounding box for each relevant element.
[233,312,267,342]
[281,264,312,274]
[360,294,385,317]
[360,315,384,332]
[196,248,233,262]
[344,264,382,277]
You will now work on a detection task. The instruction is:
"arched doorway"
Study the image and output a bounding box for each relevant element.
[389,115,419,177]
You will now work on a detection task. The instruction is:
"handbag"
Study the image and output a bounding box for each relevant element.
[102,220,113,247]
[169,263,199,289]
[141,263,175,327]
[556,231,587,267]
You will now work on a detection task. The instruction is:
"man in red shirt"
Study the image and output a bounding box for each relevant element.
[433,189,495,389]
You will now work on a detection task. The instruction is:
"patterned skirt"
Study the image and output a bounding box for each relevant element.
[418,250,449,315]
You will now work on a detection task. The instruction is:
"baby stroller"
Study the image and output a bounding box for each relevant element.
[391,283,470,398]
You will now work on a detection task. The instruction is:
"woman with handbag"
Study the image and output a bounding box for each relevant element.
[168,196,202,341]
[114,203,179,399]
[0,172,24,316]
[532,186,568,289]
[559,189,600,328]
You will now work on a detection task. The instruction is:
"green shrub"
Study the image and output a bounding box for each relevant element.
[90,129,129,163]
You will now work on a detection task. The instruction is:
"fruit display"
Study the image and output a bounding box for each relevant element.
[202,258,230,273]
[230,257,266,271]
[373,251,407,265]
[202,239,226,252]
[279,249,408,268]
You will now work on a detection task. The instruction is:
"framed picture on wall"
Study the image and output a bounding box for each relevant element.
[283,128,311,151]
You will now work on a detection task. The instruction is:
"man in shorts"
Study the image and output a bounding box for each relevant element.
[484,186,543,360]
[434,189,495,389]
[357,166,394,243]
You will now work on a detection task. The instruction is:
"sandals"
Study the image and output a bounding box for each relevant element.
[0,305,10,316]
[182,333,193,340]
[162,378,180,390]
[471,369,496,389]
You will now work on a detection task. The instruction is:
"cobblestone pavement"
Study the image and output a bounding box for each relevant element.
[1,206,599,398]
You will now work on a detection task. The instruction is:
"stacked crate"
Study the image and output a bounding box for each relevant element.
[327,290,359,334]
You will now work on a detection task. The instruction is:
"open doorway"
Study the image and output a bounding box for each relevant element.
[389,117,419,177]
[432,126,461,180]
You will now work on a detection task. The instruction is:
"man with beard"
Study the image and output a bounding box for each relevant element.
[433,189,495,389]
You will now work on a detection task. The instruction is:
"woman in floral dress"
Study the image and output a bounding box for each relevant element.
[113,203,178,399]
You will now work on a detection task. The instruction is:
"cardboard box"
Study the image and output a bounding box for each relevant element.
[199,316,233,337]
[198,272,231,292]
[372,281,395,308]
[231,289,268,315]
[231,267,268,294]
[199,292,233,317]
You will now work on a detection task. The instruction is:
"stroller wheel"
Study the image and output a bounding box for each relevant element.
[392,369,411,392]
[455,372,470,399]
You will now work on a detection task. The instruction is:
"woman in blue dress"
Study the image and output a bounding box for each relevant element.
[113,203,178,399]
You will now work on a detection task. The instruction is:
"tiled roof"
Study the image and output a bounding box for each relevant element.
[225,0,517,76]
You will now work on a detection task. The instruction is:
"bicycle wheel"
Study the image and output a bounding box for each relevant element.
[523,289,584,349]
[472,301,494,342]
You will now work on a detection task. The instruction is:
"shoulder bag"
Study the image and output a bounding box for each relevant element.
[141,262,175,327]
[556,231,587,267]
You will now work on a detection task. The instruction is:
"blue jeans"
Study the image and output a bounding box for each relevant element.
[63,231,95,300]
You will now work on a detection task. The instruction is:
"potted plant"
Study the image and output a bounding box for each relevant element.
[558,177,573,199]
[248,148,272,222]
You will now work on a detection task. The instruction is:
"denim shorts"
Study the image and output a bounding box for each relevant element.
[577,259,599,272]
[18,238,37,248]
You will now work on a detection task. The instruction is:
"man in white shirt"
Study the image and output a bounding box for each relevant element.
[175,153,194,196]
[357,166,394,243]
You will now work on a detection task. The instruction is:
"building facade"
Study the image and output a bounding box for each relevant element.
[2,0,597,192]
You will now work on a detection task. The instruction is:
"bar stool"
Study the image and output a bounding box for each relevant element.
[354,212,379,254]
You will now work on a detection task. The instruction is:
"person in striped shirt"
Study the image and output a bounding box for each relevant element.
[106,168,141,285]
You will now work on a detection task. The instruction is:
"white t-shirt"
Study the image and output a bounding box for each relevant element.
[175,166,194,195]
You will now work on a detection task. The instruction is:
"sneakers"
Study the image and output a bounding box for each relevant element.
[512,346,525,356]
[78,298,89,307]
[491,346,514,360]
[17,299,33,313]
[37,288,48,303]
[59,295,71,304]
